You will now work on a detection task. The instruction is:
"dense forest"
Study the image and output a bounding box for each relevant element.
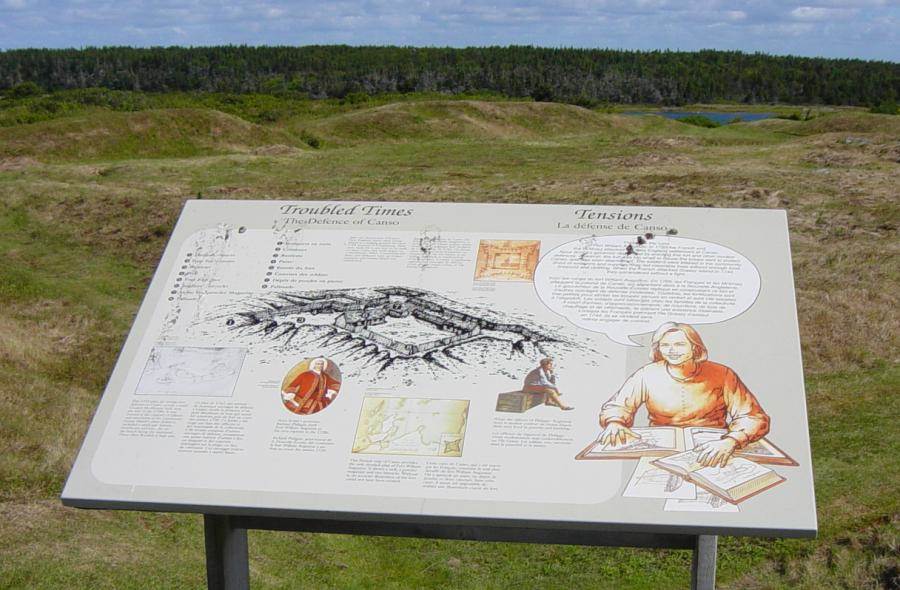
[0,46,897,106]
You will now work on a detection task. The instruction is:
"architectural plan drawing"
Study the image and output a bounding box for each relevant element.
[474,239,541,281]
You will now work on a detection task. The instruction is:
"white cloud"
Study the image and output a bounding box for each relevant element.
[790,6,857,21]
[0,0,896,60]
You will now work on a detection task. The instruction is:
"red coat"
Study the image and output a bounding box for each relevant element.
[284,370,341,415]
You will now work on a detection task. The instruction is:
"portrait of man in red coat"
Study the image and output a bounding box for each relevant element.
[281,357,342,415]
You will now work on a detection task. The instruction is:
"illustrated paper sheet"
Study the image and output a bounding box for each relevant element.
[63,200,817,537]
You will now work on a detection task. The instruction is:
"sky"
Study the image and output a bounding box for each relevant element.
[0,0,897,61]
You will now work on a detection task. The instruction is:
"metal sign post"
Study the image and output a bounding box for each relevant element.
[202,514,717,590]
[204,515,249,590]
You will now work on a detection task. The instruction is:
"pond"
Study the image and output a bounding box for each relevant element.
[623,111,775,124]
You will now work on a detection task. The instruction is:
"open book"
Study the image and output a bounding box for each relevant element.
[575,426,797,465]
[651,450,786,504]
[574,427,685,459]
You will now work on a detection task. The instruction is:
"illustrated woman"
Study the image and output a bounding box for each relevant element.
[598,322,770,467]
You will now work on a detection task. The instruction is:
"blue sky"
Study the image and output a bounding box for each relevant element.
[0,0,897,61]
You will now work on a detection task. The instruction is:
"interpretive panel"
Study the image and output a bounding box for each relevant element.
[62,200,816,537]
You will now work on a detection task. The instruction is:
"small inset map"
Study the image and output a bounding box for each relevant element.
[474,240,541,281]
[135,345,246,397]
[352,397,469,457]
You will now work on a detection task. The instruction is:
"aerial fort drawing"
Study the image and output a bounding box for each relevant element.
[221,286,603,383]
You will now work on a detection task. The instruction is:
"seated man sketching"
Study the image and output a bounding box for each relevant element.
[598,322,770,467]
[523,357,574,411]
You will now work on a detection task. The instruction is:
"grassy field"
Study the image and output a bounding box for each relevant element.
[0,93,898,589]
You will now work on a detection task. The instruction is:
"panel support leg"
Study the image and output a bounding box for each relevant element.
[691,534,717,590]
[204,514,250,590]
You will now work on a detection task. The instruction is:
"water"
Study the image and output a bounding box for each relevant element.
[623,111,775,124]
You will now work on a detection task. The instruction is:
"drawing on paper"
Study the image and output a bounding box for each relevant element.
[651,450,786,504]
[217,286,603,384]
[664,490,740,513]
[225,286,552,356]
[600,427,678,453]
[622,457,696,500]
[281,357,342,415]
[351,397,469,457]
[684,427,797,464]
[474,240,541,281]
[135,345,246,397]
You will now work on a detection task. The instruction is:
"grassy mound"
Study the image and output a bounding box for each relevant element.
[0,108,306,162]
[296,100,642,143]
[759,111,900,136]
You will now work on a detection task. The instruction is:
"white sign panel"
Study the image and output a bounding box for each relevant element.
[62,200,816,537]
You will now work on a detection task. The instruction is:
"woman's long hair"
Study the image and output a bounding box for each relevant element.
[649,322,708,363]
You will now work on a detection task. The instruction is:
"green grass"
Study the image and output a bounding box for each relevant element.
[0,92,898,589]
[0,89,523,127]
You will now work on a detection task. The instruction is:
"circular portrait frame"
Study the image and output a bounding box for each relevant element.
[280,357,342,415]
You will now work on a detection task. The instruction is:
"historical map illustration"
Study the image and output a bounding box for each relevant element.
[351,397,469,457]
[135,345,246,397]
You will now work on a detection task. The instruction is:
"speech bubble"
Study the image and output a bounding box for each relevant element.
[533,235,760,346]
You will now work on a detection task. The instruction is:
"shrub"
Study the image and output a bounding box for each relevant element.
[7,81,43,98]
[300,130,323,149]
[566,95,600,109]
[677,114,720,128]
[63,88,148,111]
[256,109,282,123]
[341,92,370,106]
[530,84,555,102]
[870,99,898,115]
[778,109,817,121]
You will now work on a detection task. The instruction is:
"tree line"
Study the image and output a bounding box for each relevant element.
[0,45,897,106]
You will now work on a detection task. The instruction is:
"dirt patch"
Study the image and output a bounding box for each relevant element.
[803,149,873,167]
[0,156,40,171]
[456,113,521,138]
[207,186,257,196]
[71,165,105,176]
[729,187,790,207]
[251,144,305,156]
[0,500,76,535]
[872,142,900,163]
[602,152,697,167]
[628,136,700,148]
[64,127,112,141]
[0,302,99,368]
